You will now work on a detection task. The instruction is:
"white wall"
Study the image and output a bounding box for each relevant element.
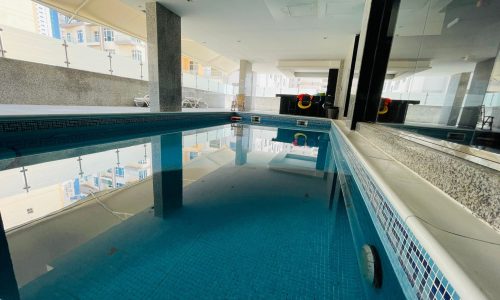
[0,0,36,33]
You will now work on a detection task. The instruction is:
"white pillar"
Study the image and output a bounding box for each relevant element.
[237,60,253,111]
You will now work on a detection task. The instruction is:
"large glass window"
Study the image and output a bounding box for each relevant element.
[132,49,142,62]
[382,0,500,152]
[77,30,84,43]
[93,31,100,42]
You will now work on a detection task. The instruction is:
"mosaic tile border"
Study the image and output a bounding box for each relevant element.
[0,112,232,133]
[330,126,459,300]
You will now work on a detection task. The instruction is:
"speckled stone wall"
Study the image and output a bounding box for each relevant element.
[146,2,182,112]
[357,123,500,231]
[0,58,148,106]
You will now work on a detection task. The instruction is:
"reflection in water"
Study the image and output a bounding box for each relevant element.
[0,144,153,230]
[0,125,331,230]
[1,124,351,299]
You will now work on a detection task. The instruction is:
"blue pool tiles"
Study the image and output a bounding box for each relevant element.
[19,161,364,299]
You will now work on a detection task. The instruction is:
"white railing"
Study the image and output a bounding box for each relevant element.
[0,24,236,95]
[182,72,236,95]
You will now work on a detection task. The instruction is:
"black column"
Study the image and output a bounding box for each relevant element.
[350,0,400,130]
[0,214,19,300]
[326,69,339,98]
[343,34,360,117]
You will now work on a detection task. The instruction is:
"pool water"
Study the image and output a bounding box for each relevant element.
[3,124,370,299]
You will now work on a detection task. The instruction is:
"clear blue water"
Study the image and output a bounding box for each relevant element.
[1,124,378,299]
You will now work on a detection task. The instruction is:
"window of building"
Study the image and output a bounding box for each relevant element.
[66,32,72,42]
[132,50,142,62]
[115,167,124,177]
[189,61,198,73]
[93,31,100,42]
[77,30,84,43]
[103,28,114,41]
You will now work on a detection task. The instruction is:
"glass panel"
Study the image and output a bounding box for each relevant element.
[382,0,500,153]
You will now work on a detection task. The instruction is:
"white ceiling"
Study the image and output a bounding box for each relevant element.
[40,0,500,77]
[122,0,365,72]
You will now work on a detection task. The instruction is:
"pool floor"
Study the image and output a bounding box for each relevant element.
[20,160,364,299]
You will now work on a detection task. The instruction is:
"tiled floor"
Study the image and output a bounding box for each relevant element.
[19,162,364,299]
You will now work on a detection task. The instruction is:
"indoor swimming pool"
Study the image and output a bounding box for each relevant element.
[0,120,406,299]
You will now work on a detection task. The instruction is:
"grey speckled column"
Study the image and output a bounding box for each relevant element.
[437,72,470,126]
[146,2,181,112]
[458,58,496,128]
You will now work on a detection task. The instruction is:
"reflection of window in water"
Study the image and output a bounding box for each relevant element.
[0,144,152,230]
[181,127,234,164]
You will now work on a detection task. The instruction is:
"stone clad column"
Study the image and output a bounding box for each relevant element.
[437,72,470,126]
[458,58,496,128]
[237,60,253,111]
[146,2,183,218]
[146,2,182,112]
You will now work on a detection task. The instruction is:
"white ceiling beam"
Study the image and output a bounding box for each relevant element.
[68,0,92,23]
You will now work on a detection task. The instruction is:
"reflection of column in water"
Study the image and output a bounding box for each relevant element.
[152,134,183,218]
[20,166,30,193]
[77,156,84,178]
[115,149,121,167]
[235,127,249,165]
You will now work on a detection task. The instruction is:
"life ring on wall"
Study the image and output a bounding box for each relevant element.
[378,98,391,115]
[297,94,313,109]
[293,132,307,146]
